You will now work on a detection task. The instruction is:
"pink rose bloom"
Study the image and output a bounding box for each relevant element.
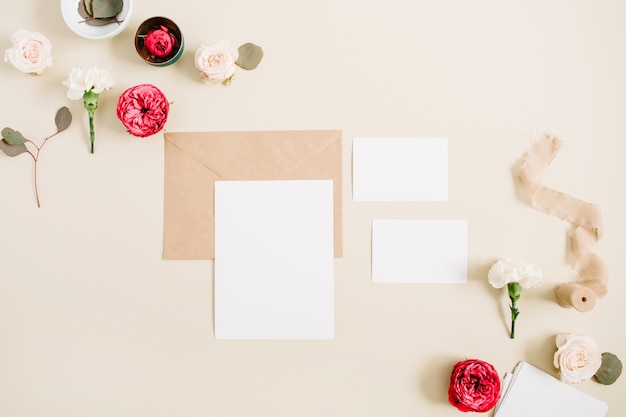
[145,26,176,58]
[554,333,602,383]
[448,359,501,413]
[116,84,169,138]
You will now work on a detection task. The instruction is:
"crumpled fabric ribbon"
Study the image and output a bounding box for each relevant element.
[518,134,608,311]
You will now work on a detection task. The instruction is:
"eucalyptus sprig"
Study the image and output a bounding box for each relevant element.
[0,107,72,208]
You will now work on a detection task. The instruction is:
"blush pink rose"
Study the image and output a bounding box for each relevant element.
[145,26,176,58]
[448,359,501,413]
[116,84,169,138]
[554,333,602,383]
[4,30,53,75]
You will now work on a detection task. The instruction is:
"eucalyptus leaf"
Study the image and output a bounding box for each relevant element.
[1,127,27,145]
[55,107,73,133]
[595,352,622,385]
[92,0,123,19]
[77,0,91,19]
[236,43,264,70]
[84,0,93,16]
[78,0,123,25]
[0,139,28,157]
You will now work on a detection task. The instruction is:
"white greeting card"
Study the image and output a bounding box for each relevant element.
[372,219,467,283]
[352,138,448,201]
[214,180,334,339]
[494,361,608,417]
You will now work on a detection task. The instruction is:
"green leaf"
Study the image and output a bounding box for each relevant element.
[85,0,94,16]
[55,107,73,133]
[78,0,93,18]
[1,127,27,145]
[236,43,264,70]
[0,139,28,157]
[91,0,123,19]
[595,352,622,385]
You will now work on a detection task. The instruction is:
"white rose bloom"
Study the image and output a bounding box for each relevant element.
[195,40,239,84]
[554,333,602,383]
[4,30,53,75]
[63,67,115,100]
[487,258,542,289]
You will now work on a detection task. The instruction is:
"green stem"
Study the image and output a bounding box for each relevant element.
[89,110,95,154]
[507,282,522,339]
[510,299,518,339]
[83,90,99,154]
[33,156,40,208]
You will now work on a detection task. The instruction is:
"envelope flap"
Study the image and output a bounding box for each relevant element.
[164,130,341,179]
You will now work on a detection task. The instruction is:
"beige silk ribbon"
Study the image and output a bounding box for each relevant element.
[518,134,608,312]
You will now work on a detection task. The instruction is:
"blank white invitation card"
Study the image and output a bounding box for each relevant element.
[214,180,334,339]
[352,138,448,201]
[494,361,608,417]
[372,219,467,283]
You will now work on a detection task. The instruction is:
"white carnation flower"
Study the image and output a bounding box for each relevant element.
[63,67,115,100]
[487,258,543,339]
[488,258,542,289]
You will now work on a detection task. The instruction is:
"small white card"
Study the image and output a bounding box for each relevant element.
[372,219,467,283]
[214,180,334,339]
[353,138,448,201]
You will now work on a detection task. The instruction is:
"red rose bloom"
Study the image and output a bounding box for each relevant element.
[448,359,501,413]
[144,25,176,58]
[116,84,169,138]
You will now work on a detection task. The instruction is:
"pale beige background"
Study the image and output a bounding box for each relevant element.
[1,1,625,416]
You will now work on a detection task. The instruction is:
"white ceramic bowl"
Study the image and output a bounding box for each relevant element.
[61,0,132,40]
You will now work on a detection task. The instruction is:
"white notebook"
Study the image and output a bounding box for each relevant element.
[494,361,608,417]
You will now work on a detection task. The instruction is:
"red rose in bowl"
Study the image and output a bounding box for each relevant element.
[144,25,176,58]
[448,359,501,413]
[117,84,169,138]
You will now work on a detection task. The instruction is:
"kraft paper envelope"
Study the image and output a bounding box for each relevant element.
[163,130,343,260]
